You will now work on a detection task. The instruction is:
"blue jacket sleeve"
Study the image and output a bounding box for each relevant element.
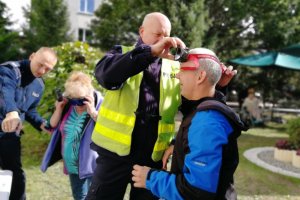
[183,110,233,193]
[146,170,184,200]
[25,105,44,131]
[94,44,156,90]
[0,65,19,114]
[146,110,233,199]
[24,79,45,131]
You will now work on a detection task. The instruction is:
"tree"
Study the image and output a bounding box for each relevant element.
[0,1,21,62]
[90,0,143,50]
[204,0,300,58]
[90,0,300,105]
[21,0,71,57]
[91,0,208,50]
[92,0,299,56]
[202,0,300,104]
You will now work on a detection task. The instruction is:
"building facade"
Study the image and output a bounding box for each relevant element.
[65,0,102,42]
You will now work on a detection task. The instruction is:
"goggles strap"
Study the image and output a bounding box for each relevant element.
[187,54,224,73]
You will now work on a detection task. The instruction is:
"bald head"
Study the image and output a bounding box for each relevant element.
[139,12,171,45]
[29,47,57,77]
[142,12,171,28]
[35,47,57,59]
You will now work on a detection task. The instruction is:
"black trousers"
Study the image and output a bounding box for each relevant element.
[85,153,161,200]
[0,133,26,200]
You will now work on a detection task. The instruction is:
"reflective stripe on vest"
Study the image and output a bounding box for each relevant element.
[92,46,181,161]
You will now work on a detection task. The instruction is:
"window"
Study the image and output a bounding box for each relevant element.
[78,28,93,43]
[80,0,94,14]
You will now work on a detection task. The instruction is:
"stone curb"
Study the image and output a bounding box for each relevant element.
[243,147,300,179]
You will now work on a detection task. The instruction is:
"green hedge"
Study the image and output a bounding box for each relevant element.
[287,117,300,149]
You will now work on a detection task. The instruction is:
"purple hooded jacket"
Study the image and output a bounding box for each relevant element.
[40,91,103,179]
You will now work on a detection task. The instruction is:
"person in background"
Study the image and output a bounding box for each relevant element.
[132,48,247,200]
[86,12,236,200]
[241,87,263,126]
[41,71,103,200]
[0,47,57,200]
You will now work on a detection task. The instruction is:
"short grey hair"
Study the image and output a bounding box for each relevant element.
[198,59,222,85]
[189,48,222,85]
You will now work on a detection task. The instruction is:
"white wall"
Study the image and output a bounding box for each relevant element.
[3,0,102,40]
[65,0,102,41]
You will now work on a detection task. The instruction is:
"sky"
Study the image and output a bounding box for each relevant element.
[2,0,30,30]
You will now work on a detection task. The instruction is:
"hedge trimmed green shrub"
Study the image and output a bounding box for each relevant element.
[286,117,300,149]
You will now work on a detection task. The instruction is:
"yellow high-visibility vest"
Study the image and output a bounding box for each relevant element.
[92,46,181,161]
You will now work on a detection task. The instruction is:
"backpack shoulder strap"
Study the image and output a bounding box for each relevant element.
[197,99,246,130]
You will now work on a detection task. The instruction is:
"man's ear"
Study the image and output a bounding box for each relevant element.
[197,70,206,84]
[139,26,144,37]
[29,53,35,61]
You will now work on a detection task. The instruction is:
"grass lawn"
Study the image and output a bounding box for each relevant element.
[20,121,300,199]
[236,122,300,199]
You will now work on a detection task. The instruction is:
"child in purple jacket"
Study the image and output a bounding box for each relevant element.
[41,71,103,200]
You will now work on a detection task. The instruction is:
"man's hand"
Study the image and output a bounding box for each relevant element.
[151,37,186,60]
[162,145,174,170]
[1,111,22,133]
[40,122,51,134]
[218,65,237,87]
[132,164,151,188]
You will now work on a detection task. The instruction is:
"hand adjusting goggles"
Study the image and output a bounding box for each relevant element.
[173,47,225,73]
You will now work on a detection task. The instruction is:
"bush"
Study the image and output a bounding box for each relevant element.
[286,117,300,149]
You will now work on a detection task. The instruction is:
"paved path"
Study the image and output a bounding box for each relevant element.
[244,147,300,179]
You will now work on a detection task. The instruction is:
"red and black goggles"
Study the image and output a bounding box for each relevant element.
[180,54,225,73]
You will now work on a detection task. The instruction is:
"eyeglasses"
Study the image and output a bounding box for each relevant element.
[67,98,87,106]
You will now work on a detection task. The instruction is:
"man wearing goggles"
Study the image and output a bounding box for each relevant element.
[133,48,246,200]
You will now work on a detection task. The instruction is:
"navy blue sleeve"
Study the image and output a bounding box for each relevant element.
[24,79,45,131]
[25,96,44,131]
[145,110,233,199]
[0,65,19,114]
[94,44,156,90]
